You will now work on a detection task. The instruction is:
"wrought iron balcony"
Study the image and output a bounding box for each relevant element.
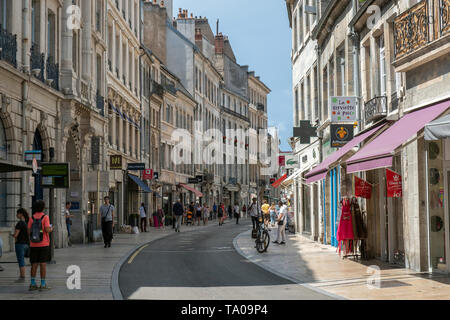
[257,103,265,112]
[0,25,17,68]
[46,56,59,91]
[441,0,450,36]
[364,96,387,124]
[394,0,429,59]
[163,82,177,95]
[96,91,105,116]
[151,80,164,96]
[30,43,45,82]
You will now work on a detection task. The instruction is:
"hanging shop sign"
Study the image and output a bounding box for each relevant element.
[143,169,154,180]
[41,163,70,189]
[24,150,42,162]
[285,154,299,169]
[330,96,357,122]
[110,155,123,170]
[293,120,318,144]
[188,177,199,184]
[128,163,145,171]
[330,124,354,147]
[279,156,286,167]
[354,176,372,199]
[386,168,402,198]
[91,136,100,165]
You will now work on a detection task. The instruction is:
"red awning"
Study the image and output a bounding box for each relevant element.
[346,99,450,174]
[179,184,203,197]
[271,174,288,188]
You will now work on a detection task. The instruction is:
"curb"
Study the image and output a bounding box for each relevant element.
[232,230,346,300]
[111,222,220,300]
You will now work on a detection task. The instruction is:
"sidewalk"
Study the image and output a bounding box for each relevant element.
[234,229,450,300]
[0,223,215,300]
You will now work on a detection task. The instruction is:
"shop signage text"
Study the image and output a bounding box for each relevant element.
[143,169,153,180]
[354,176,372,199]
[330,96,357,122]
[110,155,122,170]
[127,163,145,171]
[279,156,285,167]
[188,177,199,184]
[386,169,402,198]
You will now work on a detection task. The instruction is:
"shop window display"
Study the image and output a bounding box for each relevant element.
[427,140,446,270]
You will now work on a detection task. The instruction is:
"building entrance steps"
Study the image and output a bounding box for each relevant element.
[233,230,450,300]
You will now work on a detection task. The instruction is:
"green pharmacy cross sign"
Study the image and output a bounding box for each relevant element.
[293,120,318,144]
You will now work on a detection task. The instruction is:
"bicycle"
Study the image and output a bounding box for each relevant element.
[255,216,270,253]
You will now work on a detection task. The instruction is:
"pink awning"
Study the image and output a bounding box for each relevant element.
[346,99,450,173]
[179,184,203,197]
[304,124,385,184]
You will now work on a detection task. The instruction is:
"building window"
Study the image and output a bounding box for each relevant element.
[322,66,328,120]
[31,0,40,46]
[337,46,345,96]
[47,10,56,59]
[72,32,78,72]
[293,14,298,52]
[379,34,386,96]
[306,74,311,120]
[300,81,305,121]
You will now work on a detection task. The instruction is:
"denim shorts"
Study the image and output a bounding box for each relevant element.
[15,243,29,268]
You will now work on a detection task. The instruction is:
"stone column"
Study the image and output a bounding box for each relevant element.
[119,31,123,79]
[81,0,92,82]
[111,112,117,148]
[119,104,124,152]
[131,121,136,158]
[125,41,130,85]
[61,0,74,92]
[111,20,116,73]
[125,115,130,155]
[137,123,141,160]
[131,50,135,91]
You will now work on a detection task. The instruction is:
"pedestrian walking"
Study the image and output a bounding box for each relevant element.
[202,204,209,225]
[64,202,74,246]
[27,200,53,291]
[269,203,277,227]
[242,204,247,219]
[195,202,202,226]
[234,203,240,224]
[14,208,30,282]
[218,203,225,226]
[139,203,147,232]
[213,203,217,220]
[261,199,270,227]
[173,199,184,232]
[273,200,288,245]
[100,196,115,248]
[157,208,165,229]
[248,198,260,230]
[227,205,233,221]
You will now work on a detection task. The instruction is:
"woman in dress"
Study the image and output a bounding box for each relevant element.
[202,204,209,225]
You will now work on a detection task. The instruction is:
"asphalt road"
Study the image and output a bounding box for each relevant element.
[119,219,333,300]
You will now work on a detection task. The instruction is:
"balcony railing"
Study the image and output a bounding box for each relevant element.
[365,96,387,124]
[0,25,17,68]
[441,0,450,35]
[96,91,105,116]
[257,103,265,112]
[151,80,164,96]
[394,0,429,59]
[46,56,59,91]
[30,43,45,82]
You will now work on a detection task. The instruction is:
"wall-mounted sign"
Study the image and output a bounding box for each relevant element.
[330,96,357,122]
[386,169,402,198]
[128,163,145,171]
[143,169,153,180]
[354,176,372,199]
[110,155,122,170]
[279,156,286,167]
[91,136,100,165]
[25,150,42,162]
[188,177,198,184]
[41,163,70,189]
[330,124,354,147]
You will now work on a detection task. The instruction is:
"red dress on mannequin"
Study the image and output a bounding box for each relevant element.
[337,198,354,254]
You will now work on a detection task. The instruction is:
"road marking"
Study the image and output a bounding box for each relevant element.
[128,244,149,264]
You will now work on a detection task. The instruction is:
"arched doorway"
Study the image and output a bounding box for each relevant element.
[32,128,45,204]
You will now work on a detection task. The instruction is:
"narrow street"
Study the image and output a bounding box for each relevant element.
[119,220,332,300]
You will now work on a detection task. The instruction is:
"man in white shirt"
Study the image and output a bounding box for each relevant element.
[274,200,288,245]
[139,203,147,232]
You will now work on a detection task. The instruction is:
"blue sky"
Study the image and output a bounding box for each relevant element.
[172,0,293,152]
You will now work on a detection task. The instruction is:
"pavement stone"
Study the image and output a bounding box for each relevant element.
[0,223,215,300]
[234,229,450,300]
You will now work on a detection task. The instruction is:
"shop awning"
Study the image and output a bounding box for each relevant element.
[179,184,203,197]
[346,99,450,174]
[128,174,152,193]
[0,160,33,173]
[425,113,450,140]
[271,173,288,188]
[305,124,385,184]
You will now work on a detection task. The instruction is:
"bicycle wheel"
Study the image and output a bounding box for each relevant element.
[262,230,270,252]
[255,230,265,253]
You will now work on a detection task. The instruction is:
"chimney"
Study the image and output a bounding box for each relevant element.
[215,32,224,54]
[195,28,202,41]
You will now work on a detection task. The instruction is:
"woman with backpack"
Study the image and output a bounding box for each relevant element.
[14,208,30,282]
[218,203,225,226]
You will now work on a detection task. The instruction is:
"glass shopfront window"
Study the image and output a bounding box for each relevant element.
[427,140,446,270]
